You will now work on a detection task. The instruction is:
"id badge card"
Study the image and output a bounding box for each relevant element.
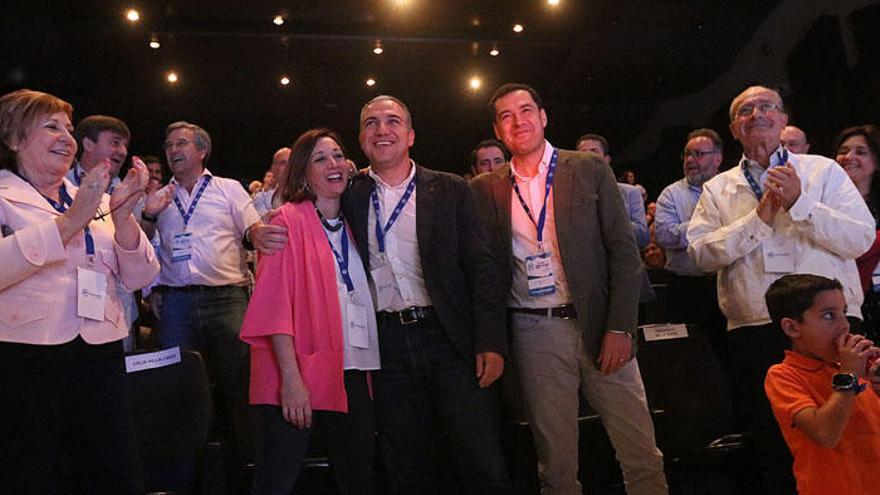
[526,251,556,297]
[370,263,395,311]
[77,266,107,320]
[762,236,794,273]
[172,230,193,262]
[347,300,370,349]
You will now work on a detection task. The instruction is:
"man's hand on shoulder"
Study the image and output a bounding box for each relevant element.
[248,210,288,255]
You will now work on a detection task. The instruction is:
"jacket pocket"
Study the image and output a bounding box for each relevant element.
[0,292,54,328]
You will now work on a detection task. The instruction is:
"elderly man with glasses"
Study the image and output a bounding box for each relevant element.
[687,85,875,495]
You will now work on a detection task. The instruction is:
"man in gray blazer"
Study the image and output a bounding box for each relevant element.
[471,83,668,495]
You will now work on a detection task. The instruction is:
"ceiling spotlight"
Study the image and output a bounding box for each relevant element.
[366,78,377,87]
[166,71,178,84]
[469,76,482,91]
[471,17,481,27]
[280,76,290,86]
[125,9,140,22]
[372,39,384,55]
[149,33,160,49]
[513,23,524,33]
[489,43,500,57]
[273,15,285,26]
[548,0,560,5]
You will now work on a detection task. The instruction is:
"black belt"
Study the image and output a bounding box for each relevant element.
[377,306,436,325]
[156,284,241,293]
[509,304,578,320]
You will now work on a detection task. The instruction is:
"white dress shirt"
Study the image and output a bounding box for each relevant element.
[687,148,874,330]
[367,161,432,311]
[155,169,260,287]
[509,140,572,308]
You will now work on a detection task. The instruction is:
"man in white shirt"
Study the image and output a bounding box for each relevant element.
[253,146,291,217]
[472,83,667,495]
[687,85,874,494]
[67,115,129,193]
[139,120,287,490]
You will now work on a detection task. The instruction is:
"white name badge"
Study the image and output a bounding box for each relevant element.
[347,300,370,349]
[370,263,396,311]
[641,323,689,342]
[125,347,182,373]
[762,236,794,273]
[172,230,193,262]
[526,251,556,297]
[77,267,107,321]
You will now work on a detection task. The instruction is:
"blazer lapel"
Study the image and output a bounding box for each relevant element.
[552,152,574,250]
[345,174,373,271]
[415,164,434,265]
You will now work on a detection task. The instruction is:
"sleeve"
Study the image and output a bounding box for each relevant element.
[856,231,880,292]
[654,185,688,250]
[625,187,650,248]
[786,163,874,259]
[596,161,642,334]
[0,218,67,291]
[456,178,508,357]
[687,181,773,272]
[765,364,819,429]
[240,212,296,347]
[225,179,262,237]
[114,228,161,291]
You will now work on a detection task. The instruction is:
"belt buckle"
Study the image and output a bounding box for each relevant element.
[399,308,419,325]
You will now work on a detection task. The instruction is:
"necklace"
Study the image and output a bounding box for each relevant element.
[314,203,344,232]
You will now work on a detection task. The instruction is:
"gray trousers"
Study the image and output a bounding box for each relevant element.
[510,312,668,495]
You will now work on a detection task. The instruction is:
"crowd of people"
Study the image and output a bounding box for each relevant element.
[1,81,879,495]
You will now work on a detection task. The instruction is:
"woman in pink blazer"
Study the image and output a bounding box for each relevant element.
[241,128,380,494]
[0,89,159,492]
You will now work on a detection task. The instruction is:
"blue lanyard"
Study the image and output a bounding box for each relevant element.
[741,149,788,200]
[325,224,355,293]
[44,183,95,256]
[511,148,558,245]
[371,175,417,253]
[73,166,115,194]
[173,176,212,226]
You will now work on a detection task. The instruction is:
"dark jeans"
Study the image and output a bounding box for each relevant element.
[727,323,796,495]
[251,370,377,495]
[374,315,510,495]
[0,337,144,495]
[159,286,253,484]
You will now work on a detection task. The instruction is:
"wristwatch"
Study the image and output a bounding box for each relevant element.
[832,373,861,394]
[141,211,158,223]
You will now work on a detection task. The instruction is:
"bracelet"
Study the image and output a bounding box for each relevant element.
[242,225,255,251]
[141,211,158,223]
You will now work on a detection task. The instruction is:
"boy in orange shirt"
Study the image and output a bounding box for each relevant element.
[764,274,880,495]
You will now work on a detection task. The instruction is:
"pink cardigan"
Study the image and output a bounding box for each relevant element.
[240,201,348,413]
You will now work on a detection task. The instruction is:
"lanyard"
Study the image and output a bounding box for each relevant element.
[44,183,95,256]
[741,149,788,200]
[315,205,354,293]
[73,166,116,194]
[173,176,212,226]
[371,176,417,253]
[511,148,558,245]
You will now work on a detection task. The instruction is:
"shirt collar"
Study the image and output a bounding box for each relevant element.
[368,160,416,190]
[740,145,788,174]
[782,350,832,372]
[170,167,213,186]
[510,140,553,182]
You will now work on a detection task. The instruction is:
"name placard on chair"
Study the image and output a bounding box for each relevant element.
[640,323,689,342]
[125,347,182,373]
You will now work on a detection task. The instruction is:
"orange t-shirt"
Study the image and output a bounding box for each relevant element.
[765,351,880,495]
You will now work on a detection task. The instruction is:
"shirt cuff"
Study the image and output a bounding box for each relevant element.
[787,192,814,222]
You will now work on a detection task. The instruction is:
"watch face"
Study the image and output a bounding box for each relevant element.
[833,373,857,390]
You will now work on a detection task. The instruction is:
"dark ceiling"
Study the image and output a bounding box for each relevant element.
[2,0,879,198]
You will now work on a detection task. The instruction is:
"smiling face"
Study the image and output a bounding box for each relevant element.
[729,87,788,151]
[359,98,415,171]
[16,111,77,181]
[784,289,850,363]
[83,130,128,176]
[492,89,547,159]
[306,137,348,201]
[165,127,207,181]
[836,134,877,194]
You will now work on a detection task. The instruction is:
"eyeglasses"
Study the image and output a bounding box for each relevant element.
[682,149,720,160]
[735,102,782,118]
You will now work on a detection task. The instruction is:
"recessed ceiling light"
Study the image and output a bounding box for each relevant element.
[469,76,482,90]
[149,33,160,49]
[489,43,499,56]
[280,76,291,86]
[513,23,524,33]
[166,71,178,83]
[373,39,384,55]
[273,15,285,26]
[366,78,377,87]
[126,9,140,22]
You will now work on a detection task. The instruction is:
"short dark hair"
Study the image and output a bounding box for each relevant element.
[469,139,509,168]
[276,128,347,205]
[835,124,880,202]
[576,133,610,156]
[686,128,723,154]
[765,274,844,334]
[488,83,544,122]
[74,115,131,155]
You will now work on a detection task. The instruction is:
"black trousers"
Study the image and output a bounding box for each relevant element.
[250,369,377,495]
[0,337,144,495]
